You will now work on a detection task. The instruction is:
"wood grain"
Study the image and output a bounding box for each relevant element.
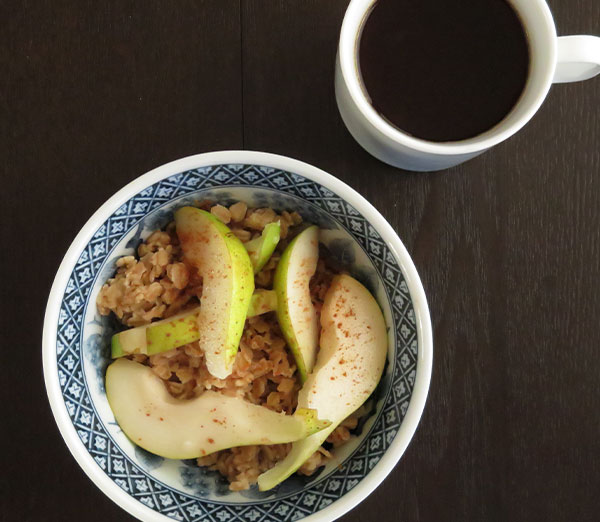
[1,1,242,520]
[2,1,599,520]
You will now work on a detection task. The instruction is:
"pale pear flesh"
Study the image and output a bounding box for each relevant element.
[111,308,200,358]
[247,289,278,317]
[245,221,281,274]
[175,207,254,379]
[112,285,278,359]
[106,359,330,460]
[258,274,388,491]
[274,225,320,381]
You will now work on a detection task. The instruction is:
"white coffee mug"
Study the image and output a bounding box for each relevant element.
[335,0,600,172]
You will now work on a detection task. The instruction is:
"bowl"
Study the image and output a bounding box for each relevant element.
[43,151,432,522]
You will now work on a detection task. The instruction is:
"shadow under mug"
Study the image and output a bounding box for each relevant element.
[335,0,600,172]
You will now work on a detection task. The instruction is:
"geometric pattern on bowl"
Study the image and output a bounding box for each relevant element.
[56,164,417,521]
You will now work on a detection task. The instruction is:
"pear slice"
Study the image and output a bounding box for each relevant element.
[245,221,281,274]
[247,289,278,317]
[175,207,254,379]
[258,274,388,491]
[106,359,330,459]
[111,287,276,359]
[111,308,201,358]
[273,225,319,382]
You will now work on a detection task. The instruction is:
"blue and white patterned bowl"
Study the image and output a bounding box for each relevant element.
[43,151,432,522]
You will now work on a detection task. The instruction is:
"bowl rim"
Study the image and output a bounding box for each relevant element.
[42,150,433,522]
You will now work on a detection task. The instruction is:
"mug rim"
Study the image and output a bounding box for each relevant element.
[338,0,559,156]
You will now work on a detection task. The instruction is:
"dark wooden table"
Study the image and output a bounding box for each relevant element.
[2,1,599,521]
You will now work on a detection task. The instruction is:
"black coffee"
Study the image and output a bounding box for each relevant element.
[358,0,530,142]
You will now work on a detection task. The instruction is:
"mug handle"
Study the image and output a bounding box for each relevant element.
[554,35,600,83]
